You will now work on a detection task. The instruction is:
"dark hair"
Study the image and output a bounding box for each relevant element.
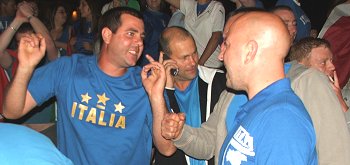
[48,3,68,30]
[75,0,101,36]
[159,26,195,57]
[97,7,143,46]
[289,37,331,62]
[17,23,34,34]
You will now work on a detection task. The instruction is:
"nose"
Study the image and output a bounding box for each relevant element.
[134,35,144,48]
[328,61,335,71]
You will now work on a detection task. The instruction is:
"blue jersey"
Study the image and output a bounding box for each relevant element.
[72,21,95,55]
[0,123,73,165]
[138,9,170,66]
[28,55,153,165]
[219,78,317,165]
[276,0,311,42]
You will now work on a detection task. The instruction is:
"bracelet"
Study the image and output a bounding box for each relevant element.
[27,15,33,21]
[10,26,17,32]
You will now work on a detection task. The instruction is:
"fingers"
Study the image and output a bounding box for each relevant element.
[145,54,155,63]
[39,37,46,54]
[161,113,185,140]
[159,52,164,63]
[20,33,38,47]
[333,71,340,88]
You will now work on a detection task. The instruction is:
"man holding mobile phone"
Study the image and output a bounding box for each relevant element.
[289,37,349,113]
[153,26,227,165]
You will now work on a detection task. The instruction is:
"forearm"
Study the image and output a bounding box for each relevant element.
[30,17,58,61]
[173,124,216,159]
[198,32,222,66]
[0,17,24,52]
[335,91,349,112]
[151,94,177,156]
[3,66,35,119]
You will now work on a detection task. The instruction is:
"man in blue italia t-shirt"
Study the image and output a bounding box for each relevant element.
[2,7,170,165]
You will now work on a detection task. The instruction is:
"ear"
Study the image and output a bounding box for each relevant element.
[101,27,112,45]
[244,40,258,64]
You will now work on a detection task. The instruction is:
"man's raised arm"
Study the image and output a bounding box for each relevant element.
[3,34,46,119]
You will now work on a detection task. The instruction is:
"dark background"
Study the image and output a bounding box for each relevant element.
[36,0,332,32]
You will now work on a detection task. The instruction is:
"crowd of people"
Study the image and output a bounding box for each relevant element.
[0,0,349,165]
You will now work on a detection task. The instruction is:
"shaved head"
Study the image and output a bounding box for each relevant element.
[219,11,290,98]
[228,12,290,60]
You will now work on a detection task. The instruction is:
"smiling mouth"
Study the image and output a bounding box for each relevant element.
[128,50,138,56]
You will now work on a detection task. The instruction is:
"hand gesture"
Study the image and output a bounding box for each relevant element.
[141,55,166,99]
[17,33,46,69]
[161,112,186,140]
[161,52,178,89]
[329,71,341,94]
[16,2,34,22]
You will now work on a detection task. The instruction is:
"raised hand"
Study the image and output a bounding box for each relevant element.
[329,71,341,94]
[161,112,186,140]
[141,54,166,99]
[17,33,46,69]
[330,71,349,112]
[161,52,178,88]
[16,1,34,22]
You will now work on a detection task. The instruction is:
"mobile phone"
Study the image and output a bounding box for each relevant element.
[163,54,179,76]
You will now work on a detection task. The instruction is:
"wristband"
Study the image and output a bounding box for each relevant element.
[10,26,17,32]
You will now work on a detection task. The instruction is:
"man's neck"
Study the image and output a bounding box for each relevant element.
[246,65,285,100]
[174,80,192,91]
[98,53,128,77]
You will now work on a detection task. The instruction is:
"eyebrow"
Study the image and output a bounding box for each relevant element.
[128,27,145,35]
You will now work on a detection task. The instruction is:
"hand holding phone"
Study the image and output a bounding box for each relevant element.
[163,53,179,76]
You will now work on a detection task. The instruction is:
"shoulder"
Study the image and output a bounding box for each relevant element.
[287,62,329,88]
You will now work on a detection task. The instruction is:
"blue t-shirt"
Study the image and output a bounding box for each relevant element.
[0,123,73,165]
[57,25,71,57]
[138,9,170,66]
[72,21,94,55]
[28,55,153,165]
[276,0,311,42]
[219,78,317,165]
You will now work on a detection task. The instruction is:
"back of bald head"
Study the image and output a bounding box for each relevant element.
[229,11,291,61]
[159,26,195,57]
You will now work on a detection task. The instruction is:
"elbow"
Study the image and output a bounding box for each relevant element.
[2,103,24,119]
[2,109,21,120]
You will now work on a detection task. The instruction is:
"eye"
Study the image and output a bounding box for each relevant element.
[127,32,135,37]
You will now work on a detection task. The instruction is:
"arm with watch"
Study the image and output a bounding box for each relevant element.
[18,2,58,61]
